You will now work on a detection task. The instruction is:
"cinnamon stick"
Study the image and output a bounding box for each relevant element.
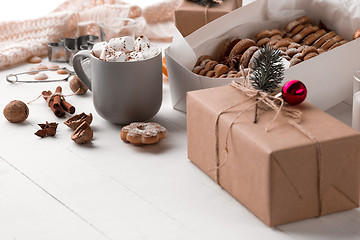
[42,90,65,118]
[53,86,62,109]
[61,99,75,114]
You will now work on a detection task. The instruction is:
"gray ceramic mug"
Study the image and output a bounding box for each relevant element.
[72,48,162,124]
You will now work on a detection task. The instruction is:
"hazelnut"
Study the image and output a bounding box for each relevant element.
[71,121,93,144]
[70,76,88,95]
[64,112,93,129]
[3,100,29,123]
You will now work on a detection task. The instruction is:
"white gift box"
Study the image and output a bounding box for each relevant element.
[165,0,360,112]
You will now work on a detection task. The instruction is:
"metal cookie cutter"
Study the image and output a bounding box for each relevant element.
[48,35,99,65]
[6,67,75,83]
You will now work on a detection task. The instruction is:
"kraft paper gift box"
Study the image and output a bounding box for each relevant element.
[166,0,360,112]
[187,85,360,226]
[175,0,242,37]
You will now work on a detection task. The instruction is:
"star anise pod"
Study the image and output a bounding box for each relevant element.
[222,55,241,70]
[35,121,58,138]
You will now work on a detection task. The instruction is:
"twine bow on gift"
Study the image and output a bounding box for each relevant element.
[230,76,303,131]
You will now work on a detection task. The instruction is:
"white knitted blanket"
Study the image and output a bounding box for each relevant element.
[0,0,180,68]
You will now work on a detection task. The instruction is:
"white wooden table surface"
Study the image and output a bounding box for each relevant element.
[1,0,360,239]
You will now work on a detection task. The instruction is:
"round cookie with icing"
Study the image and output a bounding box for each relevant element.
[353,29,360,39]
[302,29,326,45]
[217,38,241,62]
[321,35,344,50]
[120,122,167,145]
[292,25,319,43]
[240,46,259,69]
[255,30,271,42]
[229,39,256,58]
[312,31,336,48]
[328,40,348,50]
[257,37,270,47]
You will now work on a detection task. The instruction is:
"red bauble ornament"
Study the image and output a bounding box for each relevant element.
[282,80,307,105]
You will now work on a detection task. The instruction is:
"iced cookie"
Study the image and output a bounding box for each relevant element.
[288,24,308,38]
[285,19,300,33]
[302,29,326,45]
[257,37,270,47]
[292,25,319,43]
[48,62,60,70]
[34,73,48,80]
[198,68,208,76]
[297,16,310,25]
[285,48,300,58]
[120,122,167,145]
[255,30,272,42]
[205,70,216,77]
[35,64,48,70]
[290,57,303,67]
[301,46,318,56]
[270,34,282,42]
[328,40,348,50]
[204,60,218,71]
[192,66,204,74]
[217,38,241,62]
[353,29,360,39]
[239,46,259,69]
[303,52,318,61]
[195,55,213,67]
[274,39,293,49]
[312,31,336,48]
[229,39,256,58]
[214,64,230,77]
[27,56,42,64]
[27,66,39,75]
[321,35,344,50]
[57,68,69,75]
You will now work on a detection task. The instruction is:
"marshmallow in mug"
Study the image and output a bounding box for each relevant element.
[109,36,134,53]
[91,35,158,62]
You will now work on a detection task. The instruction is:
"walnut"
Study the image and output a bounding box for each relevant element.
[69,75,88,95]
[71,121,93,144]
[64,112,92,129]
[3,100,29,123]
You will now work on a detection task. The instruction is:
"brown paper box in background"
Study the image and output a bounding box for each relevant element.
[175,0,242,37]
[187,85,360,226]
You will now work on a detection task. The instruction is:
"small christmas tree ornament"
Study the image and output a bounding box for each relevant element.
[250,45,284,93]
[282,80,307,105]
[249,45,285,123]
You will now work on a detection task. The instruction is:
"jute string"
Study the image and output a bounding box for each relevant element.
[210,72,323,216]
[204,5,209,25]
[27,89,80,106]
[202,1,226,26]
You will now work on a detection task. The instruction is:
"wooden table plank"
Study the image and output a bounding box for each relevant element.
[278,209,360,240]
[0,158,109,240]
